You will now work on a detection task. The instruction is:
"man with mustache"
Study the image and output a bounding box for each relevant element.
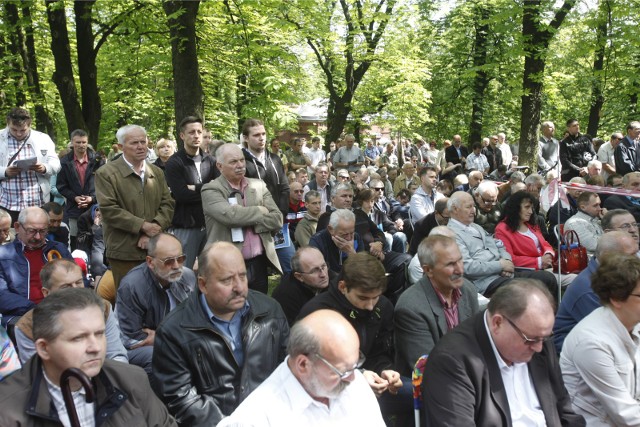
[115,233,196,376]
[152,242,289,427]
[0,206,72,328]
[395,234,480,377]
[202,143,283,294]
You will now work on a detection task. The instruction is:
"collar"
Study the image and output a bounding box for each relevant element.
[199,292,250,324]
[121,154,145,175]
[73,152,88,163]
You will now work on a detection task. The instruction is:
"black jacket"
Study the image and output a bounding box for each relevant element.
[317,207,387,251]
[243,148,290,217]
[297,281,395,374]
[56,150,104,219]
[409,211,438,255]
[164,149,219,228]
[560,133,595,180]
[614,136,640,176]
[272,271,335,326]
[152,289,289,427]
[309,229,365,274]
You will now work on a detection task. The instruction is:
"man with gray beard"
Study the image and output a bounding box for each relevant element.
[116,233,196,375]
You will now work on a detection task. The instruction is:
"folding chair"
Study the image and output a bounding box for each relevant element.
[412,354,429,427]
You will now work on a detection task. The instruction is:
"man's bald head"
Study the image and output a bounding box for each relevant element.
[596,231,638,259]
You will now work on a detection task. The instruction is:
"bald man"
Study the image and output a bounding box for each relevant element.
[218,309,385,426]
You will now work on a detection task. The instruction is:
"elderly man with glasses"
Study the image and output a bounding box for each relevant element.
[473,180,502,234]
[0,206,72,328]
[423,279,585,427]
[116,233,196,376]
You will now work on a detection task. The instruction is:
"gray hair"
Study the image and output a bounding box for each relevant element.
[487,279,554,319]
[328,209,355,229]
[215,143,242,164]
[0,208,11,222]
[287,321,321,358]
[541,121,554,131]
[116,125,146,145]
[418,235,457,268]
[509,171,526,184]
[147,233,182,257]
[33,288,104,342]
[587,159,602,168]
[447,191,472,211]
[524,173,545,187]
[304,190,321,203]
[291,247,322,273]
[331,182,353,198]
[18,206,48,225]
[40,259,82,290]
[596,231,632,259]
[476,180,498,197]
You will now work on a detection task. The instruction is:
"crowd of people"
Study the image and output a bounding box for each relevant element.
[0,106,639,426]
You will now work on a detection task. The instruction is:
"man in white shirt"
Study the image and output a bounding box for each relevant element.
[497,132,512,167]
[538,121,559,174]
[306,137,326,177]
[218,309,385,427]
[597,132,622,181]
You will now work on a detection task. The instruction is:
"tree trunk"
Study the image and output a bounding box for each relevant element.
[586,0,609,138]
[75,0,101,148]
[325,95,351,146]
[21,3,55,136]
[518,0,576,168]
[46,0,86,136]
[4,1,27,107]
[468,4,490,145]
[163,0,203,147]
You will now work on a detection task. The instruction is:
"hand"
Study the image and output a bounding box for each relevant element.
[93,213,102,227]
[331,234,355,254]
[362,370,389,396]
[187,185,195,191]
[258,206,269,215]
[541,254,554,269]
[140,221,162,237]
[29,163,46,174]
[499,258,514,274]
[579,167,588,176]
[137,235,150,249]
[599,208,607,219]
[395,219,404,230]
[380,370,403,395]
[131,328,155,348]
[4,166,20,177]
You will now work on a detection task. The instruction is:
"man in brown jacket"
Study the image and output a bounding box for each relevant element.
[0,287,176,426]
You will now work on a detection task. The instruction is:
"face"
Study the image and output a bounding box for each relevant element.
[388,169,398,182]
[360,197,374,213]
[0,216,10,243]
[629,125,640,140]
[519,200,534,224]
[543,125,555,138]
[217,147,246,182]
[245,125,266,153]
[8,121,30,141]
[16,211,49,249]
[580,195,602,218]
[315,167,329,185]
[306,197,322,217]
[293,141,303,153]
[44,266,85,295]
[48,211,63,232]
[147,236,185,286]
[297,172,309,185]
[157,142,174,159]
[120,128,148,163]
[453,135,461,147]
[421,171,438,191]
[203,130,212,145]
[330,142,336,151]
[345,137,355,149]
[567,121,580,136]
[607,213,639,244]
[403,165,415,177]
[328,220,355,242]
[332,190,353,209]
[271,140,280,152]
[295,251,329,290]
[290,183,304,203]
[198,249,249,320]
[452,195,476,225]
[37,306,106,385]
[469,173,483,189]
[475,190,498,213]
[491,305,554,364]
[611,134,623,148]
[625,175,640,191]
[339,281,382,311]
[181,122,203,153]
[72,135,89,157]
[436,208,450,225]
[490,137,498,147]
[588,164,602,176]
[425,244,464,291]
[306,345,359,400]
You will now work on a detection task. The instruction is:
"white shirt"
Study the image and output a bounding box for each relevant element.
[121,155,146,183]
[597,141,616,180]
[44,370,95,427]
[483,312,547,427]
[217,358,385,427]
[498,143,513,167]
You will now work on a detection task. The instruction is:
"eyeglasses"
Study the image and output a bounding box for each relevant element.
[479,195,498,206]
[314,351,366,380]
[293,189,305,194]
[338,175,350,180]
[373,187,384,191]
[154,254,186,267]
[298,263,328,275]
[23,227,47,236]
[504,316,553,346]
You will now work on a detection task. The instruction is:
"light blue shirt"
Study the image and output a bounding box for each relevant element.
[200,293,250,366]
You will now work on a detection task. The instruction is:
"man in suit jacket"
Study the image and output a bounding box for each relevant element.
[423,279,585,427]
[444,134,468,166]
[447,191,557,297]
[394,235,479,377]
[614,121,640,176]
[201,144,283,294]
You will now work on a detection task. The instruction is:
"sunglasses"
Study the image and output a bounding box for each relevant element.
[154,254,186,267]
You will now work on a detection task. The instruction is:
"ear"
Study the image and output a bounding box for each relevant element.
[35,338,51,361]
[293,271,304,283]
[337,280,348,294]
[117,143,123,149]
[292,354,313,377]
[145,256,154,269]
[42,287,50,298]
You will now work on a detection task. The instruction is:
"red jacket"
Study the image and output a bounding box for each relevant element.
[494,221,554,269]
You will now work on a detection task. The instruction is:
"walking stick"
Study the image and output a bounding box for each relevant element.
[60,368,95,427]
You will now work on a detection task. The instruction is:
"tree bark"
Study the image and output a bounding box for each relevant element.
[163,0,203,147]
[75,0,101,148]
[468,3,490,146]
[518,0,576,168]
[21,3,55,136]
[3,1,27,107]
[46,0,86,136]
[586,0,609,138]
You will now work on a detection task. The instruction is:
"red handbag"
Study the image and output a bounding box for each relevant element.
[556,229,589,274]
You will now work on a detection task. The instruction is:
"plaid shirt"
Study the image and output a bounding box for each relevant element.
[0,135,42,210]
[44,370,96,427]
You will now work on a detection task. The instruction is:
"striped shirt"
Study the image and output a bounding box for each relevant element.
[0,136,42,210]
